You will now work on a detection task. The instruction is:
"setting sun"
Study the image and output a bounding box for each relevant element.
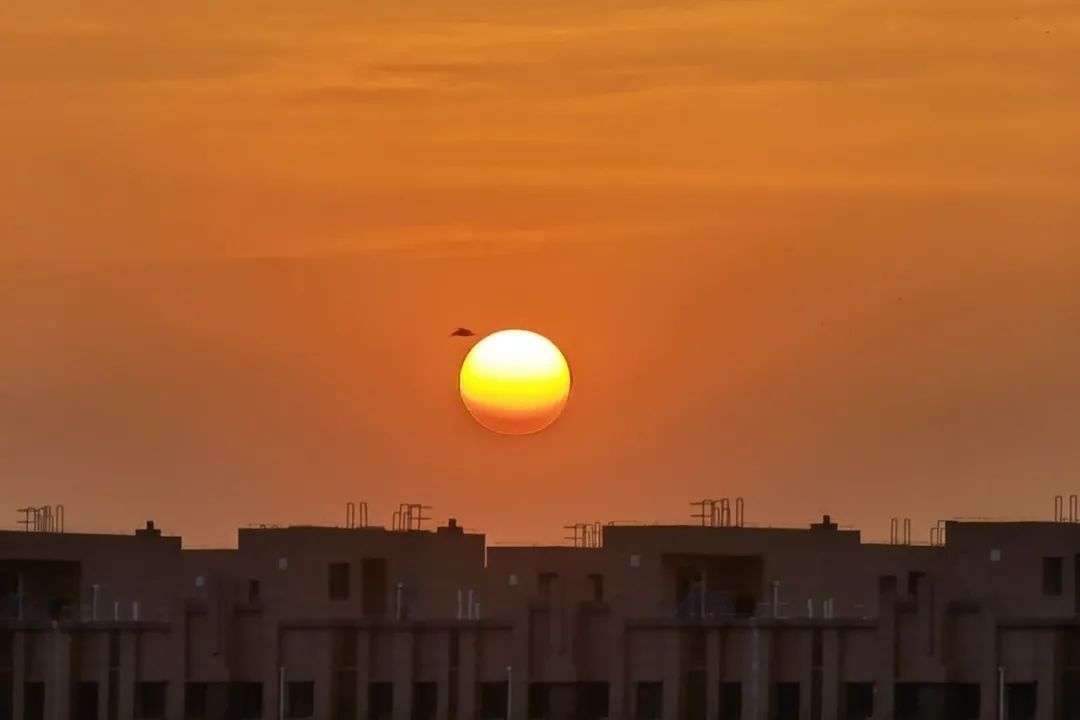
[459,330,572,435]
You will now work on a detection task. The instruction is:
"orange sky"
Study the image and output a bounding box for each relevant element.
[2,0,1079,546]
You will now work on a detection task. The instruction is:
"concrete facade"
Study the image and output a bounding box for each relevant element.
[3,513,1080,719]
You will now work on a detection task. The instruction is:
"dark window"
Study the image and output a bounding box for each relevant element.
[108,633,120,668]
[412,682,437,720]
[1007,683,1036,720]
[247,580,261,604]
[227,682,262,719]
[107,671,118,720]
[362,559,388,618]
[136,682,167,719]
[369,682,393,720]
[1064,670,1080,720]
[811,629,823,667]
[634,682,662,720]
[0,643,11,720]
[719,682,742,720]
[775,682,800,720]
[478,682,508,719]
[588,574,604,602]
[684,671,705,720]
[337,671,357,720]
[907,571,926,598]
[1,671,14,720]
[810,669,822,720]
[0,574,17,619]
[734,595,756,617]
[895,683,979,720]
[895,684,917,719]
[448,669,458,720]
[23,683,44,720]
[528,684,549,719]
[946,684,980,719]
[74,682,98,720]
[185,683,208,718]
[286,681,314,718]
[843,683,874,720]
[329,563,351,601]
[538,573,557,603]
[339,628,358,668]
[1043,557,1063,596]
[577,683,609,719]
[1075,555,1080,613]
[688,631,706,668]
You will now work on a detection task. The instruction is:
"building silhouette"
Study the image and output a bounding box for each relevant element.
[2,501,1079,719]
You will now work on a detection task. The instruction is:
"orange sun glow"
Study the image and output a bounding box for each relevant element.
[459,329,572,435]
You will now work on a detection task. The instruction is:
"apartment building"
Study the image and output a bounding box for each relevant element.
[3,506,1080,720]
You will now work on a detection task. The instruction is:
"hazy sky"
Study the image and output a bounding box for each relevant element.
[2,0,1079,546]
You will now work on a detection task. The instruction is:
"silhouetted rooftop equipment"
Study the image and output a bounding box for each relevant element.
[929,519,947,547]
[16,505,64,533]
[564,522,602,548]
[1053,494,1079,523]
[135,520,162,538]
[393,503,432,531]
[345,501,369,529]
[889,517,912,545]
[690,498,745,527]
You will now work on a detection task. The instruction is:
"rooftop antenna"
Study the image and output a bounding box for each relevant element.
[735,497,745,527]
[1055,495,1064,522]
[691,499,715,527]
[719,498,732,527]
[344,502,369,529]
[393,503,414,531]
[890,517,899,545]
[903,517,911,545]
[409,504,432,531]
[17,505,64,533]
[17,506,34,532]
[929,519,947,547]
[564,523,598,548]
[1070,495,1078,523]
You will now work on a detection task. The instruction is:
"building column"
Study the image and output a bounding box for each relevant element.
[457,628,477,720]
[821,628,841,720]
[978,613,999,720]
[874,577,898,720]
[661,631,680,720]
[119,630,138,720]
[1034,630,1059,720]
[511,613,533,720]
[259,616,281,720]
[706,628,721,720]
[49,628,73,720]
[167,600,187,720]
[315,630,335,720]
[354,629,371,720]
[747,622,772,720]
[436,630,450,720]
[93,632,110,720]
[392,628,414,720]
[12,632,25,720]
[608,616,627,720]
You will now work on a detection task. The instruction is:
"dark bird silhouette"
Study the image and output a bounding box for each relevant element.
[450,327,476,337]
